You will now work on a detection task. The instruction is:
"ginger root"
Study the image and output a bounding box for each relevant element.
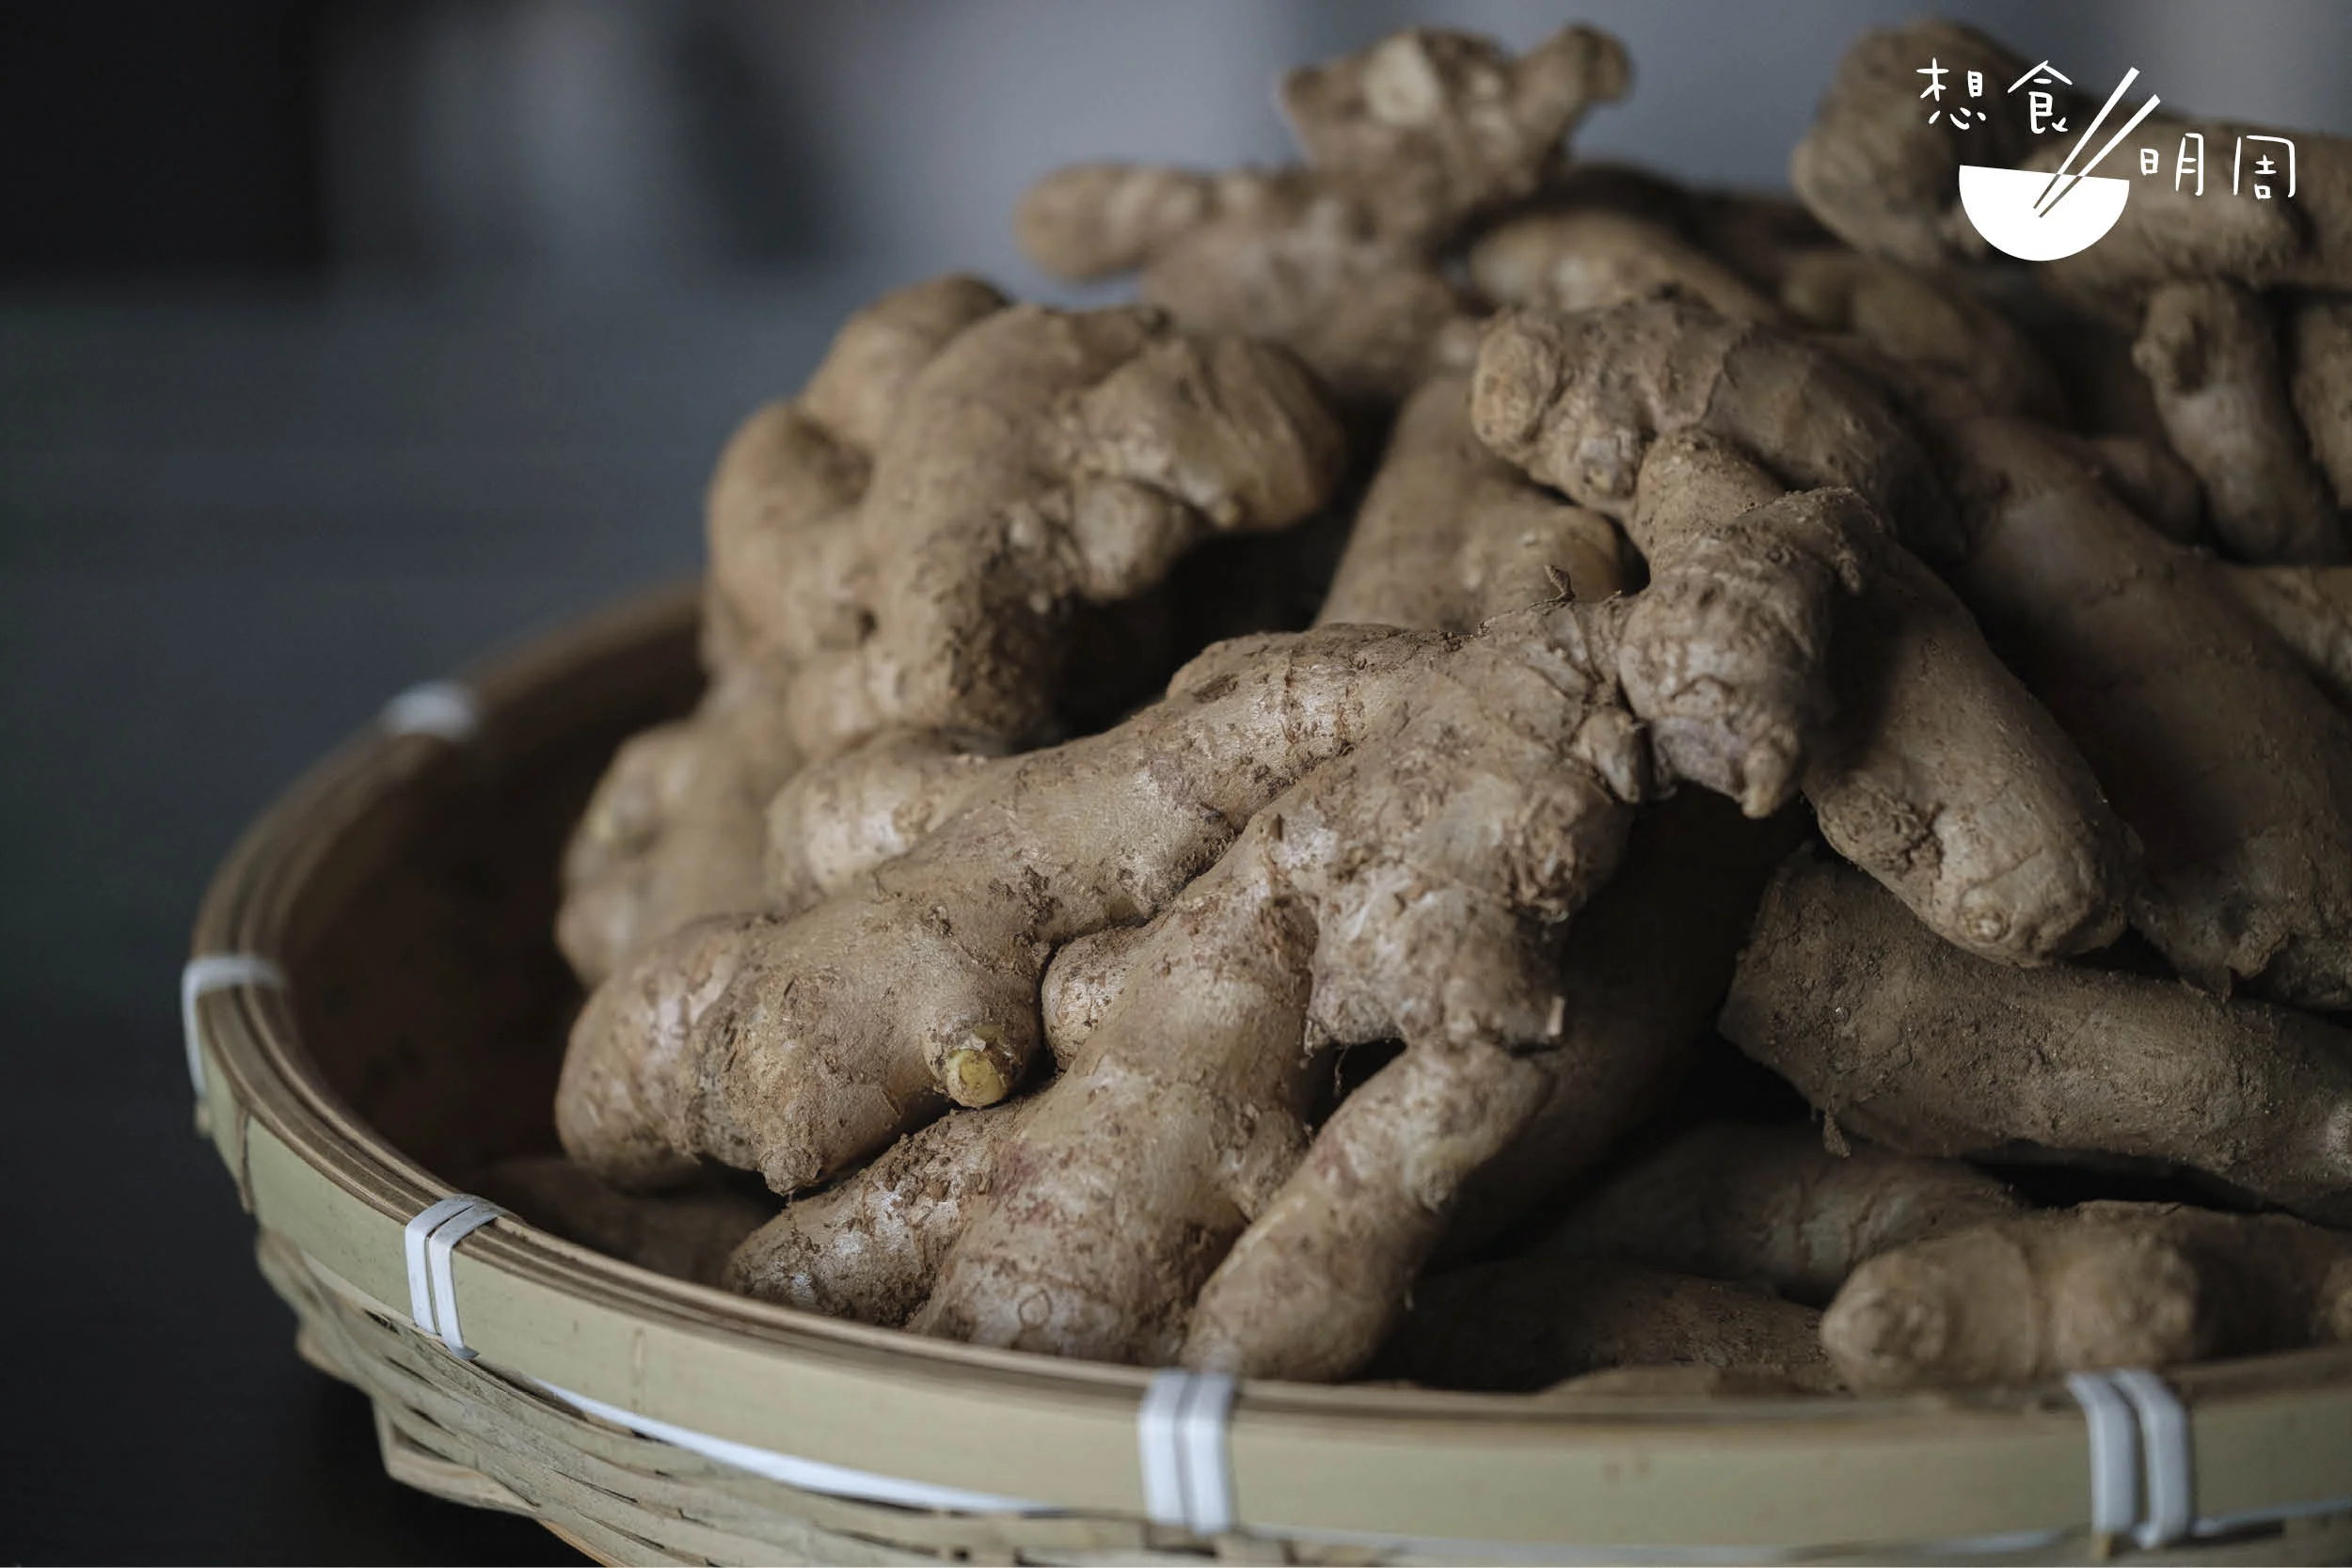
[558,282,1344,981]
[1541,1123,2021,1307]
[2134,279,2348,564]
[1722,854,2352,1224]
[1016,25,1627,399]
[1316,375,1625,632]
[1932,414,2352,1006]
[1823,1202,2352,1392]
[1385,1259,1842,1395]
[2217,562,2352,711]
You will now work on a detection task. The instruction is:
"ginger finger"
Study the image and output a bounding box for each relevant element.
[2134,280,2348,564]
[1934,413,2352,1006]
[763,729,1008,913]
[1801,522,2136,964]
[1472,298,1956,560]
[1386,1259,1841,1395]
[1183,1038,1555,1381]
[1541,1123,2021,1307]
[1549,415,2133,961]
[787,306,1346,755]
[1822,1202,2352,1392]
[1618,435,1868,814]
[910,603,1648,1363]
[560,624,1442,1195]
[2291,295,2352,508]
[2215,562,2352,711]
[1778,250,2064,422]
[1039,923,1151,1067]
[1317,376,1625,633]
[1721,854,2352,1224]
[724,1106,1017,1326]
[1469,208,1783,323]
[2083,435,2203,544]
[1443,790,1808,1259]
[1016,25,1628,403]
[1279,24,1629,251]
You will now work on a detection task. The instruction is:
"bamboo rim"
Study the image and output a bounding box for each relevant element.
[188,580,2352,1560]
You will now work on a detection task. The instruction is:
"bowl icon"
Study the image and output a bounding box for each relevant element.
[1959,163,2131,261]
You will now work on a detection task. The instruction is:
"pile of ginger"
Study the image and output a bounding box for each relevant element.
[493,19,2352,1399]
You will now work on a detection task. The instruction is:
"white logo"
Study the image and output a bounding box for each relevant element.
[1921,55,2300,262]
[1963,66,2159,261]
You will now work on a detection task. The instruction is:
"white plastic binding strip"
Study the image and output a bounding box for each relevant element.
[536,1380,1050,1516]
[401,1196,504,1358]
[2110,1368,2195,1548]
[2065,1370,2141,1535]
[180,953,287,1099]
[380,679,481,742]
[1137,1370,1237,1536]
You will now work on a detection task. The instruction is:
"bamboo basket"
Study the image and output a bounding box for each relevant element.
[188,581,2352,1566]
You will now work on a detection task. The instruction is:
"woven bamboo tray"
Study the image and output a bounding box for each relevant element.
[187,581,2352,1566]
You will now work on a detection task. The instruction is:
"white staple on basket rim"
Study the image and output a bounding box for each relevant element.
[2066,1368,2203,1548]
[1138,1369,1238,1535]
[403,1195,506,1359]
[380,679,482,742]
[181,952,287,1100]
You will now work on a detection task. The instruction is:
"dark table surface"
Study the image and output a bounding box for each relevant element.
[0,280,885,1563]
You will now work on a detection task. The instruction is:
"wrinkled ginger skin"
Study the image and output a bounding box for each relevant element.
[763,729,1007,914]
[558,678,806,988]
[724,1106,1018,1326]
[1722,855,2352,1225]
[559,626,1438,1196]
[1316,376,1625,633]
[2134,280,2348,564]
[1542,1123,2021,1307]
[1038,923,1152,1066]
[1777,249,2065,422]
[1471,299,1955,559]
[1387,1259,1841,1394]
[1514,406,2132,964]
[1015,26,1629,403]
[1617,432,1867,816]
[557,276,1006,983]
[1823,1202,2352,1392]
[782,302,1346,757]
[911,603,1649,1364]
[2292,296,2352,508]
[1279,25,1629,250]
[1800,524,2136,965]
[1935,415,2352,1006]
[1469,208,1783,323]
[2217,562,2352,711]
[1183,1038,1554,1381]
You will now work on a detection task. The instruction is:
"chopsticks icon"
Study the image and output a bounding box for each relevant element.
[2036,68,2162,217]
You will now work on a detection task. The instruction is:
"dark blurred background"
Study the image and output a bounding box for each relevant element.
[4,3,2347,1561]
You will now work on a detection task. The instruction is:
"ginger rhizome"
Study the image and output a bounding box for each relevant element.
[541,15,2352,1400]
[559,283,1344,982]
